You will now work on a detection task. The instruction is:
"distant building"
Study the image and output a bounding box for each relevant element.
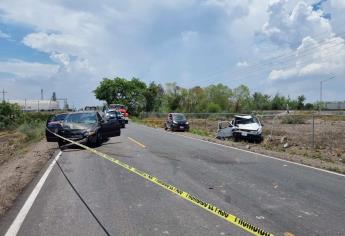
[325,101,345,110]
[8,100,60,111]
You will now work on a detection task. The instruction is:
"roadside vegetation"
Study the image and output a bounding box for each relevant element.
[0,101,52,163]
[94,77,316,115]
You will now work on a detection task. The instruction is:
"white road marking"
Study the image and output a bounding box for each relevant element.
[136,124,345,178]
[5,151,62,236]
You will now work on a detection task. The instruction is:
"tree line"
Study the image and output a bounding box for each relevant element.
[94,77,314,115]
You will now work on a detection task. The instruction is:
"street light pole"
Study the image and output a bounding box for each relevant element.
[319,76,335,113]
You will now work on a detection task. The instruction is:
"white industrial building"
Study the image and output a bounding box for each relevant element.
[325,101,345,110]
[8,100,60,111]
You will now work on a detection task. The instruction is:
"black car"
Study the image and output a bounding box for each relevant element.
[46,111,121,148]
[46,113,67,142]
[105,109,126,128]
[165,113,189,132]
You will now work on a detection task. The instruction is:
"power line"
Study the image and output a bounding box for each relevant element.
[1,89,7,102]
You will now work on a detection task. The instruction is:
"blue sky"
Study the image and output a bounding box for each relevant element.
[0,0,344,107]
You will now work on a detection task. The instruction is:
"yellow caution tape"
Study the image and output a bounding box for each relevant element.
[47,128,273,236]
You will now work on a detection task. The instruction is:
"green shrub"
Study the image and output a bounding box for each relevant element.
[281,115,306,124]
[17,120,45,143]
[0,102,23,130]
[190,128,209,136]
[207,103,221,113]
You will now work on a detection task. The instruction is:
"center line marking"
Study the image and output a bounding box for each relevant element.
[128,137,146,148]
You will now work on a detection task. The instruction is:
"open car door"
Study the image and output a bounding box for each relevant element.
[216,121,234,139]
[106,118,121,137]
[97,113,121,138]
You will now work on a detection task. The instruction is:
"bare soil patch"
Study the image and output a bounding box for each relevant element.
[0,133,57,216]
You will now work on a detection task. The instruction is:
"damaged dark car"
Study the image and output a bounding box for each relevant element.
[46,111,121,148]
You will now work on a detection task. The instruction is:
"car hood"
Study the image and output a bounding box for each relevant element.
[236,123,261,131]
[62,123,96,131]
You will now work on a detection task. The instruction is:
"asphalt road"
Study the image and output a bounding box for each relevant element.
[1,123,345,235]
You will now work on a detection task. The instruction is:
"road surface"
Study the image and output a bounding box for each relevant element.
[1,123,345,235]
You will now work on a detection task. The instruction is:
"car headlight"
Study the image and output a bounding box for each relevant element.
[173,121,177,124]
[185,122,189,125]
[84,130,96,136]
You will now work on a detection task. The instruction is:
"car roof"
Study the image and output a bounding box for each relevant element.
[234,115,253,119]
[170,113,185,115]
[67,111,99,115]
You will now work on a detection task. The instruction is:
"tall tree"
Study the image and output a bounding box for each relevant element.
[205,84,232,112]
[231,85,251,112]
[143,82,162,112]
[297,95,306,110]
[94,77,147,114]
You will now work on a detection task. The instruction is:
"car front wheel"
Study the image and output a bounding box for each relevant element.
[96,131,103,146]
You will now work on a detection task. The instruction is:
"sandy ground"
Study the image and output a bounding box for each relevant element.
[0,136,57,216]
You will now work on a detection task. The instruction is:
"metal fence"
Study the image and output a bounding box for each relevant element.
[140,112,345,161]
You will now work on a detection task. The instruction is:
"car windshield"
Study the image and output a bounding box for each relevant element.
[235,117,258,125]
[65,113,97,124]
[53,114,66,121]
[173,114,186,121]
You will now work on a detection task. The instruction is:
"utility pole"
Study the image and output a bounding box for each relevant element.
[319,76,335,113]
[41,89,43,100]
[1,89,7,102]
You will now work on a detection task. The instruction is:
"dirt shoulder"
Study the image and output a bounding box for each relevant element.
[0,133,57,216]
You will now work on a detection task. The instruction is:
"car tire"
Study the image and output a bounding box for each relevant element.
[58,139,65,149]
[122,124,125,128]
[96,131,103,146]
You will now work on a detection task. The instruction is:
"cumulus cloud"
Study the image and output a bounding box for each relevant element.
[49,52,70,66]
[268,36,345,80]
[262,0,333,48]
[255,0,345,90]
[0,0,344,105]
[23,32,87,56]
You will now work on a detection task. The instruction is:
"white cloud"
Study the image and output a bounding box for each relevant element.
[0,60,59,78]
[23,32,87,56]
[49,52,70,66]
[236,61,249,67]
[0,29,10,39]
[262,0,332,48]
[0,0,344,105]
[268,36,345,80]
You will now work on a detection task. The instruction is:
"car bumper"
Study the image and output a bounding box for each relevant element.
[233,131,262,140]
[172,124,189,131]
